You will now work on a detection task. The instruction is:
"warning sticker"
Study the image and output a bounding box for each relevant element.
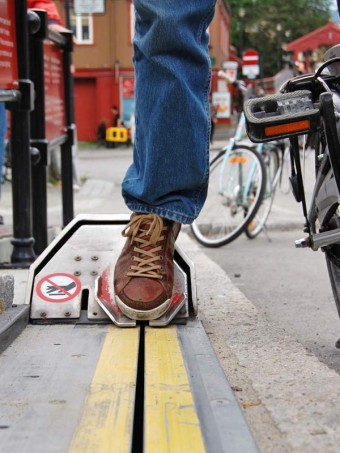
[36,273,81,303]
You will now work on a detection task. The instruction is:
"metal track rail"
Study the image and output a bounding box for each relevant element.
[0,321,258,453]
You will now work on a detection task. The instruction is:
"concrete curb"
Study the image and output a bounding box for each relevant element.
[0,305,29,354]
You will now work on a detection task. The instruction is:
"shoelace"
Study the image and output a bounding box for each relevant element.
[122,214,167,279]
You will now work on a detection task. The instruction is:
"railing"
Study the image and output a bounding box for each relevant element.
[29,9,74,255]
[0,1,75,267]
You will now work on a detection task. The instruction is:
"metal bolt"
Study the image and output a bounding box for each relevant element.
[40,312,47,318]
[93,312,98,316]
[64,312,71,317]
[295,238,310,248]
[90,270,98,276]
[74,271,81,276]
[91,256,99,261]
[74,256,82,261]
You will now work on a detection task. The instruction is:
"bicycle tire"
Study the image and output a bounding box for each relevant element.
[245,144,280,239]
[191,145,266,247]
[320,208,340,319]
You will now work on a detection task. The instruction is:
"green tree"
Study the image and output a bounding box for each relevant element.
[228,0,333,76]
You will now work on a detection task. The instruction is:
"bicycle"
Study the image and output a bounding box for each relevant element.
[191,72,282,246]
[244,139,282,239]
[243,43,340,344]
[245,99,327,239]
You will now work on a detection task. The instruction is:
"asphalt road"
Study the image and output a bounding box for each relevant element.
[200,228,340,374]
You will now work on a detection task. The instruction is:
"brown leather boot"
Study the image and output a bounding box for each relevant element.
[114,213,181,320]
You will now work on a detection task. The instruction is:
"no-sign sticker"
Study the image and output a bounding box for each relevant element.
[36,273,81,303]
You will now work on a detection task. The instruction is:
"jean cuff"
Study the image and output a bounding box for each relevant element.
[126,203,194,224]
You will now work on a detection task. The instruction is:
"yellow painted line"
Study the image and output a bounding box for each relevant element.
[69,326,139,453]
[145,326,206,453]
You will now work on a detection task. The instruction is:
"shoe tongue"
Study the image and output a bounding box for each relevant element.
[138,217,164,244]
[123,214,167,245]
[140,227,161,246]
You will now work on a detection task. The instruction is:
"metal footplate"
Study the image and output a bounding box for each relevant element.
[96,264,189,326]
[26,214,197,327]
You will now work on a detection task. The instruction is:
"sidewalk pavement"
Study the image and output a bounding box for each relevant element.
[0,136,310,248]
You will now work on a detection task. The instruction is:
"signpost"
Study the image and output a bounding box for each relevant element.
[242,48,260,79]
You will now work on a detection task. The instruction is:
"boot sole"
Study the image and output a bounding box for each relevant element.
[115,296,171,321]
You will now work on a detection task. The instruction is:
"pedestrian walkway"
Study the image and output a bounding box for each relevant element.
[0,137,310,257]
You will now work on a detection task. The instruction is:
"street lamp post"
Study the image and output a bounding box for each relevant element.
[64,0,71,29]
[238,8,245,58]
[276,23,282,72]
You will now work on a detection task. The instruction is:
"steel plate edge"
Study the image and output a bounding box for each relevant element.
[177,320,259,453]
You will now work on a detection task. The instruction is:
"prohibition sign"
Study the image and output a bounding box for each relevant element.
[36,273,81,303]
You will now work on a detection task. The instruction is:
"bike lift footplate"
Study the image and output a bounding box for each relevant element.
[26,214,197,327]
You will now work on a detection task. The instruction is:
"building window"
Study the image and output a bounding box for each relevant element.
[130,0,135,44]
[70,10,94,44]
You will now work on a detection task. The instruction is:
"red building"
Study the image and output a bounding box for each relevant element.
[287,21,340,73]
[55,0,234,141]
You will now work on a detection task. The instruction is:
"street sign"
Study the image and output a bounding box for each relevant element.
[212,92,231,119]
[44,41,66,142]
[74,0,105,14]
[242,49,260,79]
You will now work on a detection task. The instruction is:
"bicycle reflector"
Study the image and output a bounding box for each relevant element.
[229,156,247,165]
[244,90,320,143]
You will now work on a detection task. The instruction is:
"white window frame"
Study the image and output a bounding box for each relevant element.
[72,13,94,45]
[130,1,135,44]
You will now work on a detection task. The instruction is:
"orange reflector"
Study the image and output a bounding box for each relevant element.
[265,119,311,137]
[229,156,247,164]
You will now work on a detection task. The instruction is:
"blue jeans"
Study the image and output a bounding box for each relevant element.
[122,0,216,224]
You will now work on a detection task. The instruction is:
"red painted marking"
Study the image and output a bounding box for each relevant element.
[169,293,184,308]
[97,266,122,313]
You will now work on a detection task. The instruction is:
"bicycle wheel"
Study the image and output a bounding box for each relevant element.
[245,144,280,239]
[191,145,266,247]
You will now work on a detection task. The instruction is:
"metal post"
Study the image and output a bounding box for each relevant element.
[29,10,49,255]
[61,2,75,227]
[238,8,245,58]
[61,31,74,227]
[64,0,72,30]
[276,23,282,73]
[9,0,36,266]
